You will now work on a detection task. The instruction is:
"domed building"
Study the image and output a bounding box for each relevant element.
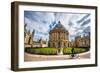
[48,21,69,49]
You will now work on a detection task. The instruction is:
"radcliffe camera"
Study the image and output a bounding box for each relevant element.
[11,2,97,71]
[24,11,90,61]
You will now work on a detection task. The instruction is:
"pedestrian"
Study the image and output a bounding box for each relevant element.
[71,48,75,58]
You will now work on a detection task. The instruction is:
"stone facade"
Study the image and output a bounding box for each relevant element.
[75,35,90,48]
[49,21,69,48]
[24,24,48,48]
[69,41,76,47]
[33,39,48,48]
[49,21,90,48]
[24,21,90,49]
[24,24,35,48]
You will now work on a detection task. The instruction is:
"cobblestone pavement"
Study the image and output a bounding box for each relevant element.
[24,51,90,61]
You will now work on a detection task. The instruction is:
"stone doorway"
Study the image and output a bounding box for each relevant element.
[57,48,63,55]
[57,42,63,55]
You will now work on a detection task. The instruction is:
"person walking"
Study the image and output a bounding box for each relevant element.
[71,48,75,58]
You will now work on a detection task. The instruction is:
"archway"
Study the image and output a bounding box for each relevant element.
[57,41,63,55]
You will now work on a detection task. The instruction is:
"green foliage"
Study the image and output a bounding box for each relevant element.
[63,47,87,55]
[25,47,88,55]
[63,48,72,55]
[25,48,57,55]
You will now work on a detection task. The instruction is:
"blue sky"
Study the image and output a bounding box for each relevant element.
[24,11,90,41]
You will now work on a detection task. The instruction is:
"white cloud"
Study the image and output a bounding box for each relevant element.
[25,11,90,41]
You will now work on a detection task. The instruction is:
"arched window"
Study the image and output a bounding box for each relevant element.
[58,42,61,48]
[53,43,55,47]
[64,43,66,48]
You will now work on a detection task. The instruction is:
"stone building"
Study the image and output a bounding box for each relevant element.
[33,38,48,48]
[24,24,35,48]
[69,41,76,47]
[75,35,90,48]
[24,24,48,48]
[24,21,90,49]
[49,21,69,48]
